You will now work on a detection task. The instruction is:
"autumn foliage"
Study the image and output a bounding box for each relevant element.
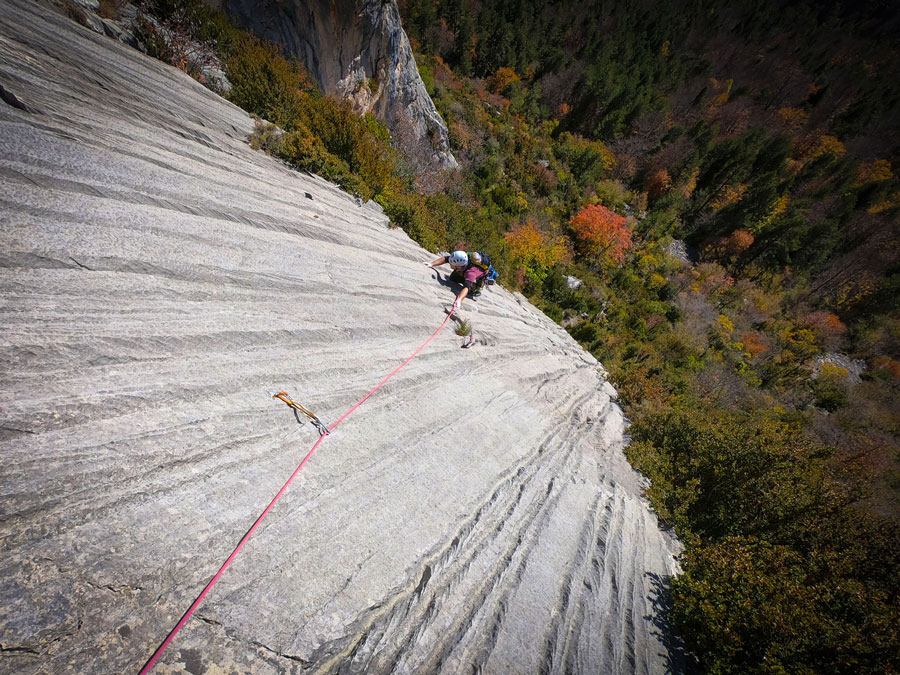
[707,229,755,265]
[504,220,570,284]
[796,133,846,160]
[802,310,847,350]
[568,204,633,266]
[488,66,520,94]
[855,159,894,186]
[741,331,768,359]
[873,357,900,379]
[645,168,672,199]
[776,107,809,131]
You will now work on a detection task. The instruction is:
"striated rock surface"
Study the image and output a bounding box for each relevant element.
[0,2,679,673]
[211,0,458,170]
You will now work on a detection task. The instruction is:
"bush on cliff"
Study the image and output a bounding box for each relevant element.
[225,33,309,128]
[224,35,400,201]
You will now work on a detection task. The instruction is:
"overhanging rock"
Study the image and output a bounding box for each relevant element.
[0,2,681,672]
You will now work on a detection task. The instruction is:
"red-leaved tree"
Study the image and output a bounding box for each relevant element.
[569,204,633,267]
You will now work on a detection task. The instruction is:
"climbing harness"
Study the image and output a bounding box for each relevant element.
[273,391,330,436]
[139,307,456,674]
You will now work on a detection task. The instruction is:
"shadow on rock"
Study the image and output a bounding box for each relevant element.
[431,269,461,293]
[645,571,695,674]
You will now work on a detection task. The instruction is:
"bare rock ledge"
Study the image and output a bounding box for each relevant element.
[0,2,681,673]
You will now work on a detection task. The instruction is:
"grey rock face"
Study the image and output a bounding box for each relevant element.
[811,353,867,383]
[667,239,697,265]
[0,2,678,673]
[61,0,139,47]
[213,0,458,170]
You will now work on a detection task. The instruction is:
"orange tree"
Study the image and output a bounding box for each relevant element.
[568,204,633,268]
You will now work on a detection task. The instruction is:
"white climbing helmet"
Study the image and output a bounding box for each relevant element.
[449,250,468,267]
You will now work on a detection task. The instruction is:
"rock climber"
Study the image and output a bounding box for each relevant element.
[424,250,491,310]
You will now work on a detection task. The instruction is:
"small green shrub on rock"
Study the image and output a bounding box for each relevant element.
[132,17,173,63]
[455,319,472,336]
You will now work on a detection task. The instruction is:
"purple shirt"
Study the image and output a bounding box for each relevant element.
[462,265,487,286]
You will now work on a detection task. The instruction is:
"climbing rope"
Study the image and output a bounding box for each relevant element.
[139,308,455,673]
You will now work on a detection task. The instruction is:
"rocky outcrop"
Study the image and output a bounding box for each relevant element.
[211,0,458,170]
[0,1,679,672]
[811,353,867,383]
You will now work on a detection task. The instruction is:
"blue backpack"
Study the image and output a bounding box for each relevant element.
[486,265,498,285]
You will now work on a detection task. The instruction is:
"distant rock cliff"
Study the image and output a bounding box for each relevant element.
[212,0,458,170]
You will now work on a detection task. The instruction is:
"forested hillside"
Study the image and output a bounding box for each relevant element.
[116,0,898,670]
[400,0,900,671]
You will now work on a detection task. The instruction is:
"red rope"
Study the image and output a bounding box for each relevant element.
[139,309,456,673]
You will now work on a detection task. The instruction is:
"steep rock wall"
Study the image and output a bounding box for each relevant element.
[0,1,679,673]
[211,0,458,170]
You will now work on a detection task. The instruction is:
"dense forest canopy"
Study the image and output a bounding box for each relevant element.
[402,0,900,290]
[129,0,900,670]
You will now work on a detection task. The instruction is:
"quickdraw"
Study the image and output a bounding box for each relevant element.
[273,391,330,436]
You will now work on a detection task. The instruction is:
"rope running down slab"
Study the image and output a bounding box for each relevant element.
[139,308,456,673]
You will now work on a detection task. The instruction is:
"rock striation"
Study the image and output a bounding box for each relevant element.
[0,1,679,673]
[211,0,458,170]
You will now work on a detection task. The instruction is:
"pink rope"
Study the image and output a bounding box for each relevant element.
[140,309,455,673]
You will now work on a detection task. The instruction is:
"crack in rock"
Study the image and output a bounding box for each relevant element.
[0,82,34,112]
[0,643,40,655]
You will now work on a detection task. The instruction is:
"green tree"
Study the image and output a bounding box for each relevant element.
[673,537,900,674]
